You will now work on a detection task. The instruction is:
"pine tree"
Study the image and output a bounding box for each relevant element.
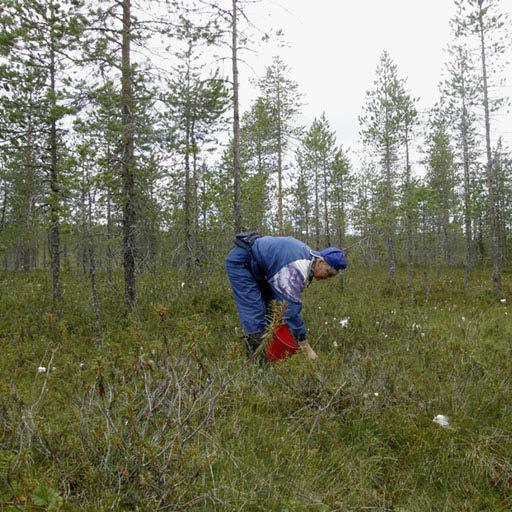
[1,0,86,299]
[352,163,379,269]
[295,114,336,247]
[0,80,45,272]
[258,57,302,235]
[493,140,512,263]
[82,0,182,304]
[290,156,311,243]
[443,32,481,278]
[73,80,122,280]
[231,0,242,233]
[360,51,403,278]
[396,88,418,289]
[425,106,457,266]
[239,97,275,232]
[456,0,510,292]
[163,19,229,264]
[330,146,352,249]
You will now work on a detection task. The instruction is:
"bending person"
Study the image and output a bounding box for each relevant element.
[226,233,347,360]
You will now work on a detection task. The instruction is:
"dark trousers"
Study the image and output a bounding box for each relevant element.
[225,246,274,334]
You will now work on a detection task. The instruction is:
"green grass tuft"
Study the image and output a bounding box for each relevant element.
[0,267,511,510]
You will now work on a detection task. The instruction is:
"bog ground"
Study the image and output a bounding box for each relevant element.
[1,267,511,511]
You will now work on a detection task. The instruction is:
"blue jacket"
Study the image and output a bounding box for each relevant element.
[251,236,314,340]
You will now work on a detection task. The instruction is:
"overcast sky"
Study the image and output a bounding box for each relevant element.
[233,0,512,158]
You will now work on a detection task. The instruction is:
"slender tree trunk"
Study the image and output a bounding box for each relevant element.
[106,187,113,282]
[382,88,396,279]
[192,135,199,257]
[256,140,266,231]
[478,1,501,292]
[340,199,346,248]
[323,159,330,246]
[363,230,371,270]
[86,181,102,343]
[147,163,159,272]
[48,36,61,302]
[184,122,192,264]
[43,237,47,269]
[121,0,136,308]
[201,162,208,238]
[496,159,507,263]
[0,183,7,232]
[420,204,429,294]
[460,75,474,287]
[384,140,396,279]
[88,229,101,342]
[21,121,36,272]
[443,207,451,265]
[337,189,346,248]
[231,0,242,233]
[442,221,449,265]
[364,187,376,269]
[62,241,68,272]
[460,56,474,264]
[304,190,309,245]
[404,122,414,291]
[476,216,485,260]
[276,82,283,235]
[314,168,320,248]
[80,184,88,274]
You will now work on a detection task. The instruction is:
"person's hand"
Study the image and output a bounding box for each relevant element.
[298,340,318,361]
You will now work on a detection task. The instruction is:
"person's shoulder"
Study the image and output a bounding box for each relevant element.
[277,236,301,244]
[256,236,310,254]
[284,236,310,250]
[253,235,271,248]
[256,235,295,245]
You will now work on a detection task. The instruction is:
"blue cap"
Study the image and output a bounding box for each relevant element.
[311,247,347,271]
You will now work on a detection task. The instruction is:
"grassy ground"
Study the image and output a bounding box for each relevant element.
[1,266,511,511]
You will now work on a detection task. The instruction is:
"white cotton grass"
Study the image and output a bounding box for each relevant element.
[500,298,506,304]
[433,414,450,428]
[339,317,349,328]
[37,365,57,373]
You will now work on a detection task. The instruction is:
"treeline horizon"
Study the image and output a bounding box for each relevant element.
[1,0,511,305]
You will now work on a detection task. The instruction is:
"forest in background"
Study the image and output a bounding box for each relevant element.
[0,0,511,306]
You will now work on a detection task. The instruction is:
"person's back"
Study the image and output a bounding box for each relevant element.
[252,236,312,304]
[251,236,311,282]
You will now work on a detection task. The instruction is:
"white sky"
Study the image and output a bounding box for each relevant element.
[233,0,512,157]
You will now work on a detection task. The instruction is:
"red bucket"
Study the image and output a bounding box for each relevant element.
[265,324,299,361]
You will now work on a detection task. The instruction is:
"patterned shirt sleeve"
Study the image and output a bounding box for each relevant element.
[268,259,310,304]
